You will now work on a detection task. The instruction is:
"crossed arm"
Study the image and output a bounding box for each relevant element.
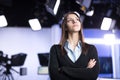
[48,45,100,80]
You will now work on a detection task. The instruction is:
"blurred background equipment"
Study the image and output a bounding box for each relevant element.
[37,53,49,66]
[37,53,49,74]
[0,51,27,80]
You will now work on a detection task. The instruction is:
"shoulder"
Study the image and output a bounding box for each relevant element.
[85,43,96,48]
[51,44,61,48]
[50,44,61,50]
[86,43,98,53]
[85,43,97,51]
[85,43,98,58]
[50,44,62,55]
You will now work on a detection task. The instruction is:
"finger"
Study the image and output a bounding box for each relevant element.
[92,59,95,61]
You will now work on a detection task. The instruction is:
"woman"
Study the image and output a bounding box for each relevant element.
[48,11,100,80]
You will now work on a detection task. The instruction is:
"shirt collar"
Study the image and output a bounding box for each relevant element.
[64,40,81,49]
[77,40,81,48]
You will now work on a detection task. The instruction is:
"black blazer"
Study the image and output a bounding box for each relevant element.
[48,44,100,80]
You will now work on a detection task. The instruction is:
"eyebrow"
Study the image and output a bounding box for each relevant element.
[67,17,79,20]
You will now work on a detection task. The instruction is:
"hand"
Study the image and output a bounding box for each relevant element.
[87,59,96,69]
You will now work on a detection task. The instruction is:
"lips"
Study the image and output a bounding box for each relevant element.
[73,25,79,27]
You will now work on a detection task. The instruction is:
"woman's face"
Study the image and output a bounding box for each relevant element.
[66,13,81,33]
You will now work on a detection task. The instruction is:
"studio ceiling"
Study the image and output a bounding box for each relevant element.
[0,0,120,29]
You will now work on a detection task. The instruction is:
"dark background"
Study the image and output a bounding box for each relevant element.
[0,0,120,29]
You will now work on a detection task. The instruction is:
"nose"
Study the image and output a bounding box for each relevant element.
[72,19,78,23]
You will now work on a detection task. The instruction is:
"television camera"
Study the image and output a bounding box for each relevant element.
[0,51,27,80]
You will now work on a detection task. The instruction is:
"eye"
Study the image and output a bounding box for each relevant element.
[67,19,73,22]
[76,18,80,21]
[66,18,80,22]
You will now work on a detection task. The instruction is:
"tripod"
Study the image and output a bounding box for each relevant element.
[1,71,14,80]
[0,63,19,80]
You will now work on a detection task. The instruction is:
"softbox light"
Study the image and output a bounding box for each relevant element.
[37,53,49,66]
[11,53,27,66]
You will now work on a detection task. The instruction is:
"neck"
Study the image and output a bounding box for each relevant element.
[67,32,79,46]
